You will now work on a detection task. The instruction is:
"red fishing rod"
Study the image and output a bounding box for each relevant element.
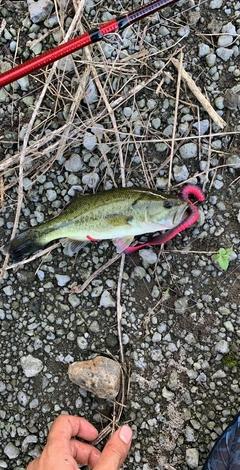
[0,0,180,88]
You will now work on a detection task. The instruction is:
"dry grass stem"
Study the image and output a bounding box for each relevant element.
[116,253,126,365]
[168,51,183,189]
[68,252,122,294]
[171,58,227,129]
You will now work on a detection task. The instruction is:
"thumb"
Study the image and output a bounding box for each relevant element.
[94,426,132,470]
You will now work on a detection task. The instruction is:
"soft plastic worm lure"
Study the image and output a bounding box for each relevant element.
[0,0,180,87]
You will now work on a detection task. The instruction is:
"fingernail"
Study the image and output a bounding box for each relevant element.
[119,425,132,444]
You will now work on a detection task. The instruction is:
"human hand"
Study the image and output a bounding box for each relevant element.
[26,414,132,470]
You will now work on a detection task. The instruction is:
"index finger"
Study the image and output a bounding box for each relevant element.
[48,415,99,445]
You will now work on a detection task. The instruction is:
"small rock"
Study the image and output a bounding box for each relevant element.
[83,132,97,151]
[68,356,121,399]
[206,53,216,67]
[83,80,98,106]
[174,297,188,314]
[210,0,223,8]
[100,290,115,308]
[17,76,30,91]
[4,443,20,459]
[179,143,198,159]
[46,189,57,201]
[139,248,157,266]
[224,89,240,110]
[198,43,210,57]
[186,448,199,468]
[28,0,54,23]
[82,172,99,189]
[193,119,210,135]
[216,47,234,61]
[21,355,43,377]
[55,274,71,287]
[226,155,240,169]
[173,165,189,182]
[217,34,233,47]
[77,336,88,350]
[65,154,83,172]
[162,386,174,401]
[215,340,229,354]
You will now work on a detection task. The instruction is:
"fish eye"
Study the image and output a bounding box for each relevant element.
[164,201,173,209]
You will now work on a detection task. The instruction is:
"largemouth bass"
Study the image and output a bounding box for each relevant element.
[3,186,189,262]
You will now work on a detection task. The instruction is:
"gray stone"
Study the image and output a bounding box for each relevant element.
[65,154,83,172]
[4,443,20,459]
[217,34,233,47]
[82,172,99,189]
[198,43,210,57]
[55,274,71,287]
[139,248,157,266]
[21,355,43,377]
[173,165,189,182]
[179,143,198,159]
[83,132,97,151]
[210,0,223,8]
[174,297,188,314]
[28,0,54,23]
[226,155,240,169]
[216,47,234,61]
[206,53,216,67]
[68,356,121,399]
[186,448,199,468]
[193,119,210,135]
[100,290,115,308]
[215,340,229,354]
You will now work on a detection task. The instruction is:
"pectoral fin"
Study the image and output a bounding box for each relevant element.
[62,239,89,257]
[113,236,134,253]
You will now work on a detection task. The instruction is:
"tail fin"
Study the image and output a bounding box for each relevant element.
[3,230,44,262]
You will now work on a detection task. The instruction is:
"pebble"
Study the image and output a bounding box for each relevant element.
[217,34,233,47]
[82,172,99,189]
[226,155,240,169]
[17,76,30,91]
[28,0,53,23]
[55,274,71,287]
[210,0,223,7]
[179,143,198,159]
[198,43,210,57]
[193,119,210,135]
[100,290,115,308]
[215,340,229,354]
[68,356,121,399]
[216,47,234,61]
[139,248,157,266]
[46,189,57,201]
[21,355,43,377]
[173,165,189,182]
[65,154,83,172]
[212,179,224,190]
[206,53,216,67]
[174,297,188,314]
[77,336,88,350]
[3,286,13,296]
[186,448,199,468]
[3,443,20,459]
[83,132,97,151]
[83,80,98,106]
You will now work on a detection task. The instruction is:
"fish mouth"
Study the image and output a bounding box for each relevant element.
[173,202,190,225]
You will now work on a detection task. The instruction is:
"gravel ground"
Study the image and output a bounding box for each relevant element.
[0,0,240,469]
